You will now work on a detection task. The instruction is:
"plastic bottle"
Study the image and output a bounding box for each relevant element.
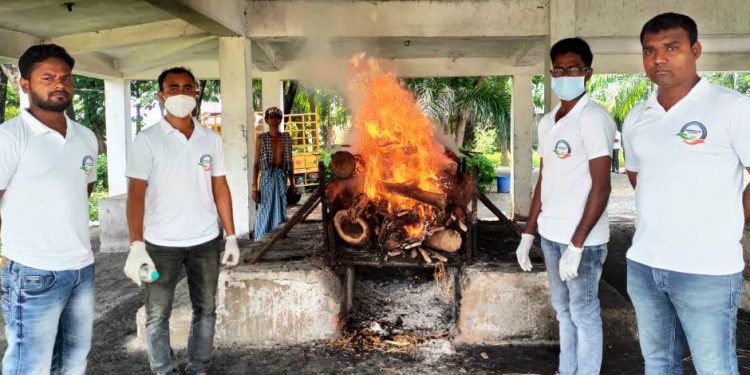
[140,264,160,283]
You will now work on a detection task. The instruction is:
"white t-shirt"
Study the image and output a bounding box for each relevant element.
[126,118,227,247]
[0,110,97,270]
[613,130,622,150]
[623,79,750,275]
[537,93,616,246]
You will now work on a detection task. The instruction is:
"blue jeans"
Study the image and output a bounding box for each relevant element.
[541,237,607,375]
[1,260,95,375]
[144,237,220,375]
[627,259,744,375]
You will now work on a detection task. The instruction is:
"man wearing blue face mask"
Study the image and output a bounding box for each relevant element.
[515,38,615,375]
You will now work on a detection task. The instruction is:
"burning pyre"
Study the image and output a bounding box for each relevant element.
[325,56,476,263]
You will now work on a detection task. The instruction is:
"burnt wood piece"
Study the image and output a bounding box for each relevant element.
[330,151,356,179]
[248,192,322,264]
[423,229,462,253]
[478,191,522,238]
[334,210,369,246]
[382,182,447,210]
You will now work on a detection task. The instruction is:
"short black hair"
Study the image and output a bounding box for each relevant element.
[18,44,75,79]
[157,67,197,92]
[640,13,698,45]
[550,38,593,67]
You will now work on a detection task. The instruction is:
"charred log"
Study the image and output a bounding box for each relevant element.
[423,229,462,253]
[334,210,368,246]
[382,182,447,210]
[330,151,356,179]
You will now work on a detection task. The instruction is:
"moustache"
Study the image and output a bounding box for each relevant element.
[49,91,71,99]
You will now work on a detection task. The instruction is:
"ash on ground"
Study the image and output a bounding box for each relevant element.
[349,267,457,335]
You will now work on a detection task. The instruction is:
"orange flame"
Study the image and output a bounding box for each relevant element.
[355,74,444,206]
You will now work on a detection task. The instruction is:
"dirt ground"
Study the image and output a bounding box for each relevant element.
[0,224,748,374]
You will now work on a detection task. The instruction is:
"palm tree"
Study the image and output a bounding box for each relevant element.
[588,74,654,128]
[701,72,750,94]
[406,76,512,151]
[291,86,350,148]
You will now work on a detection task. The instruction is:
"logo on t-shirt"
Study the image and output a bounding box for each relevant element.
[198,154,212,172]
[553,140,572,159]
[676,121,707,145]
[80,155,94,175]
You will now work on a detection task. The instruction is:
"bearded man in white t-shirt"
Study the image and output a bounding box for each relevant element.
[515,38,615,375]
[0,44,98,375]
[623,13,750,375]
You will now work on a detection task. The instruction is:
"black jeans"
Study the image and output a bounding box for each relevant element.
[612,149,620,172]
[144,236,221,375]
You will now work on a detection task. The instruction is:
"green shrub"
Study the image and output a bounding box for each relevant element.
[460,150,496,192]
[88,154,109,221]
[88,189,107,221]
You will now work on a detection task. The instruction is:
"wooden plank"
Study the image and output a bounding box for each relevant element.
[248,192,322,264]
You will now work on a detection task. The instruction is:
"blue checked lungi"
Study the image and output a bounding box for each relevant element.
[254,168,288,239]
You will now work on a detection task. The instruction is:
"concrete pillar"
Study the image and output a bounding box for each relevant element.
[219,37,253,238]
[261,74,284,131]
[104,78,131,196]
[545,0,577,111]
[511,74,534,220]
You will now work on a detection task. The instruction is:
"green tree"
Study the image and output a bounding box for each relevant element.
[406,76,512,152]
[130,80,159,133]
[588,74,654,128]
[291,86,350,148]
[702,72,750,94]
[72,76,106,153]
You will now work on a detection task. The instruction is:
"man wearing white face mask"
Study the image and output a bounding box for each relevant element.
[515,38,615,375]
[124,67,239,375]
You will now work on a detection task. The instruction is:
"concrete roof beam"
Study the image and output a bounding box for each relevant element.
[247,0,549,39]
[48,19,209,55]
[0,27,43,60]
[145,0,247,37]
[115,36,217,73]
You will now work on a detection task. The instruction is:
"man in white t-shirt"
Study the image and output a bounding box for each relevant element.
[612,129,622,173]
[123,67,240,375]
[515,38,615,375]
[623,13,749,375]
[0,44,97,374]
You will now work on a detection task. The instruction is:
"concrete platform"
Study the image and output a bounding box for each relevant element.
[136,260,346,348]
[455,263,638,345]
[98,194,129,253]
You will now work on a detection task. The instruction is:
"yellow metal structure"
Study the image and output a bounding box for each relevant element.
[285,113,321,188]
[199,112,222,134]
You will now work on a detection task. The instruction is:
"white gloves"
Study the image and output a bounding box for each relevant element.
[123,241,156,286]
[515,233,535,272]
[559,244,583,282]
[221,235,240,267]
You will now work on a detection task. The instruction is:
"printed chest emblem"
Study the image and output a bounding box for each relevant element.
[80,155,94,175]
[198,154,212,171]
[553,140,572,159]
[676,121,707,146]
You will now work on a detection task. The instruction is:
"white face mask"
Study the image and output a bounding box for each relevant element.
[163,95,196,118]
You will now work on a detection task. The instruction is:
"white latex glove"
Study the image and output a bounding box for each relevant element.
[221,235,240,267]
[123,241,155,287]
[515,233,535,272]
[559,244,583,282]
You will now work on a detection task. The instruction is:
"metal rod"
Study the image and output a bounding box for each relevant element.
[345,266,355,317]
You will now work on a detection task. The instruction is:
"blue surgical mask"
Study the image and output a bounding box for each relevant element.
[551,76,586,101]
